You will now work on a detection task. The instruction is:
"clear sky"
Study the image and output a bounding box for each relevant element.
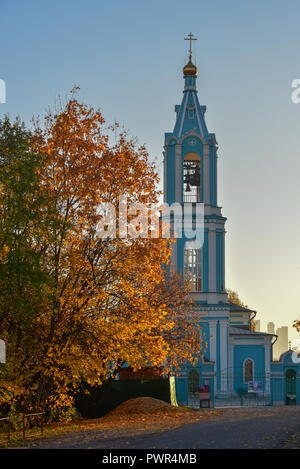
[1,0,300,340]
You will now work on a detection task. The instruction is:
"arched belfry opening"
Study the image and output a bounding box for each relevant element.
[183,153,200,203]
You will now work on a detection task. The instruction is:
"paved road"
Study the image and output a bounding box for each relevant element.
[30,407,300,449]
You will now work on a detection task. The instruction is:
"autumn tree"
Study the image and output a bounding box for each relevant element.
[293,321,300,333]
[226,288,259,331]
[226,289,248,308]
[0,93,204,418]
[0,116,55,411]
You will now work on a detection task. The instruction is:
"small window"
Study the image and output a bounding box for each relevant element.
[187,106,195,119]
[243,358,254,383]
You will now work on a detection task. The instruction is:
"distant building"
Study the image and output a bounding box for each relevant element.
[267,322,275,335]
[254,320,261,331]
[273,327,289,360]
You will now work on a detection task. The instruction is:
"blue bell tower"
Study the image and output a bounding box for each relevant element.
[164,34,230,395]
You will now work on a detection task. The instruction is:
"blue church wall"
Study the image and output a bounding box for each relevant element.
[271,376,285,405]
[233,345,265,393]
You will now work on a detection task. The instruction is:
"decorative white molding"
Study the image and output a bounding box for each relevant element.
[231,338,271,346]
[192,93,204,137]
[179,129,206,146]
[178,94,188,138]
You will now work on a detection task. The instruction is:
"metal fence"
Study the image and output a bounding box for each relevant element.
[0,417,10,444]
[214,368,271,407]
[0,411,44,445]
[186,368,274,408]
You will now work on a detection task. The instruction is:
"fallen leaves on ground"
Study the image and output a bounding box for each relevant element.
[94,397,221,437]
[51,397,221,439]
[3,397,221,447]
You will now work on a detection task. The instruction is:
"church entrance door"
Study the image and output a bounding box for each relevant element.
[188,369,200,407]
[286,369,296,405]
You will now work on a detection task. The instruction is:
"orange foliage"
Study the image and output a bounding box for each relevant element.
[2,91,204,416]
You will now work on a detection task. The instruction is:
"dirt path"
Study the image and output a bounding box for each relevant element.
[27,407,300,449]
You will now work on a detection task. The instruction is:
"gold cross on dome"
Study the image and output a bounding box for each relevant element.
[184,32,197,61]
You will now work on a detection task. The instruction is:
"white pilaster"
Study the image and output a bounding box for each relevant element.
[265,343,271,393]
[209,320,217,391]
[220,320,228,391]
[208,228,216,292]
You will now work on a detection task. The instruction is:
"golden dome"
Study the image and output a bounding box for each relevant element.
[183,59,198,77]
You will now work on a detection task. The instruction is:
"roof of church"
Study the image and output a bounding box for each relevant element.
[171,56,209,141]
[172,87,209,140]
[229,326,275,337]
[229,302,256,314]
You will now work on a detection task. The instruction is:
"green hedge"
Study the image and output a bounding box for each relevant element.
[75,378,171,418]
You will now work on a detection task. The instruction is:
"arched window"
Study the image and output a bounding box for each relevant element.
[188,369,199,394]
[243,358,254,383]
[184,153,201,203]
[184,246,202,291]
